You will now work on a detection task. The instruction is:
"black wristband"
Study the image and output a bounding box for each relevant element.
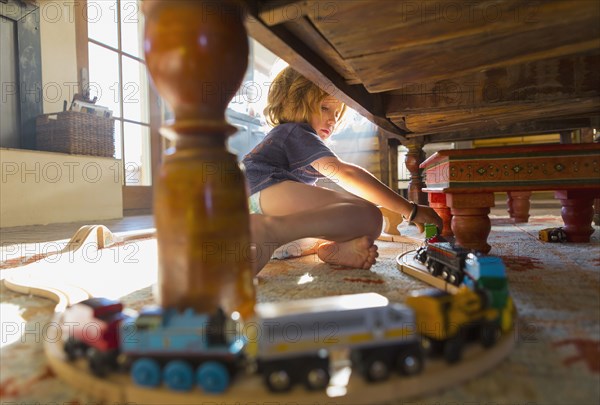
[404,201,418,222]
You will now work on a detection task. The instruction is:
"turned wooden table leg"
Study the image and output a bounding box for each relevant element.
[405,140,428,205]
[447,193,495,253]
[143,1,255,317]
[428,192,453,237]
[555,190,596,242]
[507,191,532,223]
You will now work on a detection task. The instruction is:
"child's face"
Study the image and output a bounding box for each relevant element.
[309,97,344,140]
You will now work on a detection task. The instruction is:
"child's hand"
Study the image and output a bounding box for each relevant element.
[413,205,443,234]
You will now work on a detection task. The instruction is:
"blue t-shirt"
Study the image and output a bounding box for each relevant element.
[242,122,338,195]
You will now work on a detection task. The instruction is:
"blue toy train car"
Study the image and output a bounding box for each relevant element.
[119,307,245,392]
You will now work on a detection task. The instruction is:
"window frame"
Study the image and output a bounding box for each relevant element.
[75,0,161,214]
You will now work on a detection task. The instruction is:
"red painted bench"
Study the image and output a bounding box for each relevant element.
[420,143,600,253]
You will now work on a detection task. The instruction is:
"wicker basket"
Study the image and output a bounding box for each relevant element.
[36,111,115,157]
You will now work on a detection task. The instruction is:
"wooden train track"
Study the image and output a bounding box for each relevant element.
[44,323,516,404]
[396,250,461,294]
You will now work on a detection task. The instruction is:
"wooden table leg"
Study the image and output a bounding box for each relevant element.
[447,193,495,253]
[507,191,532,223]
[555,190,596,242]
[405,140,428,205]
[142,1,255,317]
[428,192,453,237]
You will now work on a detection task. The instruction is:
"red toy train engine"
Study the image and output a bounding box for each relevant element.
[61,297,132,376]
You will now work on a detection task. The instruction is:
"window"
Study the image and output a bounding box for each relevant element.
[85,0,151,185]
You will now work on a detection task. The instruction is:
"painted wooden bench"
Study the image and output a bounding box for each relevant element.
[420,143,600,252]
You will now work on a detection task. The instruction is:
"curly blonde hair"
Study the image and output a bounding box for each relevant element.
[264,67,346,128]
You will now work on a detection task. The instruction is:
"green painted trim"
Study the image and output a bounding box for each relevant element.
[438,178,600,188]
[452,151,600,161]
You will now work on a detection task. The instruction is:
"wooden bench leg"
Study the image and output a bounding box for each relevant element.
[428,192,453,237]
[447,193,495,253]
[507,191,532,223]
[555,190,596,242]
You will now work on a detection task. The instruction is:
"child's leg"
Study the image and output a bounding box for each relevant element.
[250,190,326,260]
[260,181,383,238]
[250,181,382,273]
[250,210,379,273]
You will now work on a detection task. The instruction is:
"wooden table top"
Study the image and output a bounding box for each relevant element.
[246,0,600,144]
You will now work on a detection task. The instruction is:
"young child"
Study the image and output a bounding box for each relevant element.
[242,67,443,274]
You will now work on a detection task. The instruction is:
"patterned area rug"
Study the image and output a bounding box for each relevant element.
[1,215,599,404]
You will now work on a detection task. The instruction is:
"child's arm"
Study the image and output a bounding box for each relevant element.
[313,155,443,232]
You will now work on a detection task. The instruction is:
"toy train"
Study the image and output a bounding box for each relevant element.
[59,266,515,394]
[538,227,567,242]
[414,231,508,288]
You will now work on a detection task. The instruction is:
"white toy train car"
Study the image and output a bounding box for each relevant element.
[248,293,423,391]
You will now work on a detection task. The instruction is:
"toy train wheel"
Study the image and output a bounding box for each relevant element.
[363,356,390,382]
[163,360,194,391]
[63,337,82,361]
[264,368,292,392]
[443,335,464,364]
[445,270,463,286]
[131,358,161,387]
[304,366,330,390]
[87,348,111,377]
[453,271,464,286]
[427,260,443,276]
[197,361,230,393]
[480,322,501,348]
[396,352,423,376]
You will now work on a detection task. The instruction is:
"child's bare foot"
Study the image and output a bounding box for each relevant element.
[317,236,378,270]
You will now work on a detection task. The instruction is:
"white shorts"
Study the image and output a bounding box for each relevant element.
[248,192,263,214]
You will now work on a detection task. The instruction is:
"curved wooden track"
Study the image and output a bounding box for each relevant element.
[3,225,156,312]
[44,326,516,404]
[397,250,461,294]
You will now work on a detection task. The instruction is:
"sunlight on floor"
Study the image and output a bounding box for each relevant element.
[297,272,314,285]
[326,365,351,397]
[3,239,158,308]
[0,303,26,348]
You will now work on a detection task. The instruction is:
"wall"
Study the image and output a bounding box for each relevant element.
[0,149,122,227]
[0,2,125,227]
